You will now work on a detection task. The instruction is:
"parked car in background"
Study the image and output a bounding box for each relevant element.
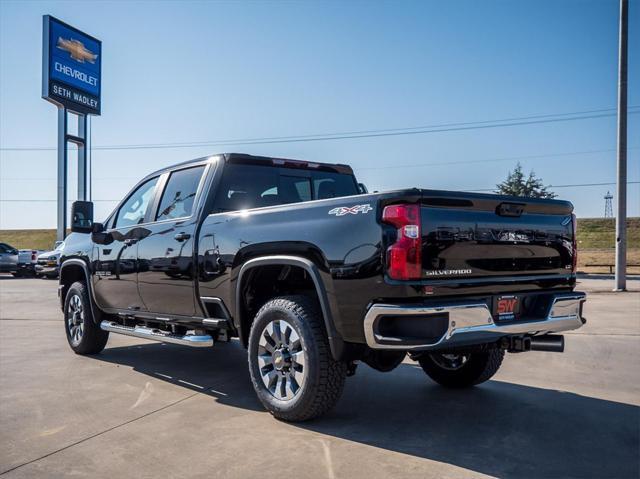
[18,249,40,277]
[0,242,39,277]
[36,241,65,279]
[0,242,19,275]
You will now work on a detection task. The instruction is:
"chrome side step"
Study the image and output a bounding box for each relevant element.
[100,321,213,348]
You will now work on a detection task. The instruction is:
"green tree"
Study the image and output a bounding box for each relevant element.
[496,163,556,198]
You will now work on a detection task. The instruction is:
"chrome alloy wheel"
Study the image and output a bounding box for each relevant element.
[257,319,306,401]
[430,353,470,371]
[67,294,85,346]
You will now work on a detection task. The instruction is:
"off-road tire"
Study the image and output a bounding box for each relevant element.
[64,281,109,355]
[418,349,505,388]
[248,295,347,422]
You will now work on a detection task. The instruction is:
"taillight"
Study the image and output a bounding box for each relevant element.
[31,251,37,261]
[382,204,422,280]
[571,213,577,272]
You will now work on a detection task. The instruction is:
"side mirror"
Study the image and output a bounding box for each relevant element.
[358,183,369,194]
[91,222,113,245]
[71,201,94,233]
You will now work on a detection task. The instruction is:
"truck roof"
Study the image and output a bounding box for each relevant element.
[145,153,354,179]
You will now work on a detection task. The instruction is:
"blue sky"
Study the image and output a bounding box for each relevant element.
[1,0,638,229]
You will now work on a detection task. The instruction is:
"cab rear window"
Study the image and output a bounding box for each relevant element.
[213,164,358,213]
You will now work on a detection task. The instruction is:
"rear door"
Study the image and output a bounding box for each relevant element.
[137,164,209,317]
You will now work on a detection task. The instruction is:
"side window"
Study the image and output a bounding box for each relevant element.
[279,175,312,203]
[213,164,278,212]
[114,177,159,229]
[312,173,358,199]
[156,166,205,221]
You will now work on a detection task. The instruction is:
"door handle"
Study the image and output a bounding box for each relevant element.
[203,249,223,277]
[124,238,138,246]
[174,232,191,242]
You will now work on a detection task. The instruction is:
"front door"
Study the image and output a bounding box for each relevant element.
[137,164,207,317]
[93,176,159,312]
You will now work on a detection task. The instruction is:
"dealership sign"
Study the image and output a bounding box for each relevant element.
[42,15,101,115]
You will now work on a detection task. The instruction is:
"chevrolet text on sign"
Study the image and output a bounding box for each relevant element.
[42,15,101,115]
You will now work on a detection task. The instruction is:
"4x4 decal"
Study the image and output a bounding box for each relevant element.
[328,204,373,216]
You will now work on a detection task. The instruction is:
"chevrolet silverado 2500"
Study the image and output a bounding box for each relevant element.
[59,153,586,421]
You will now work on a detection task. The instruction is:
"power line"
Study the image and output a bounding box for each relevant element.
[357,146,640,171]
[0,199,119,202]
[469,180,640,192]
[3,146,638,181]
[2,180,638,202]
[98,106,638,148]
[2,106,639,152]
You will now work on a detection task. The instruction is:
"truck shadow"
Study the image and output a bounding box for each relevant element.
[95,341,639,479]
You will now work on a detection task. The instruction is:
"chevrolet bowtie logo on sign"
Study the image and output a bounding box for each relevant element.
[42,15,102,116]
[56,37,98,64]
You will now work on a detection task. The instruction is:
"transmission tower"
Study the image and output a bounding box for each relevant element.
[604,191,614,218]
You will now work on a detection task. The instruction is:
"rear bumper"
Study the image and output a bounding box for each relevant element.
[363,292,586,351]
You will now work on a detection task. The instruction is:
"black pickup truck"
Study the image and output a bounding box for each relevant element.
[60,153,586,421]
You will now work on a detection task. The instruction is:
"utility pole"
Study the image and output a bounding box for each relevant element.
[615,0,628,291]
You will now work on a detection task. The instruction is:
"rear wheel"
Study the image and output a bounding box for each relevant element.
[64,281,109,355]
[417,349,504,388]
[248,296,347,422]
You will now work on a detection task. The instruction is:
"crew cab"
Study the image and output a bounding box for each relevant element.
[59,153,586,421]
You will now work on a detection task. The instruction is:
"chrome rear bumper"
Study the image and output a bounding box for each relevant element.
[363,292,586,351]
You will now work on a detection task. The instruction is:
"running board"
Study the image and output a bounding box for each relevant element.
[100,321,213,348]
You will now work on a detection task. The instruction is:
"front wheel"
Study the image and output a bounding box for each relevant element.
[248,296,347,422]
[417,349,504,388]
[64,281,109,355]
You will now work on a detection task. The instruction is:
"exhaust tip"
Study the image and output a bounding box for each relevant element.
[530,334,565,353]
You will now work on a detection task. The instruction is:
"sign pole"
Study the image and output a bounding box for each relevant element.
[614,0,628,291]
[87,116,91,201]
[78,113,88,201]
[57,107,68,241]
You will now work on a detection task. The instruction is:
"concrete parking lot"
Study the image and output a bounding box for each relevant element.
[1,276,638,478]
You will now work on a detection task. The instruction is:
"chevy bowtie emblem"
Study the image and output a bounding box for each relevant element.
[57,37,98,64]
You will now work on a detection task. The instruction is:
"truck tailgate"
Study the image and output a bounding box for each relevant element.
[419,190,575,280]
